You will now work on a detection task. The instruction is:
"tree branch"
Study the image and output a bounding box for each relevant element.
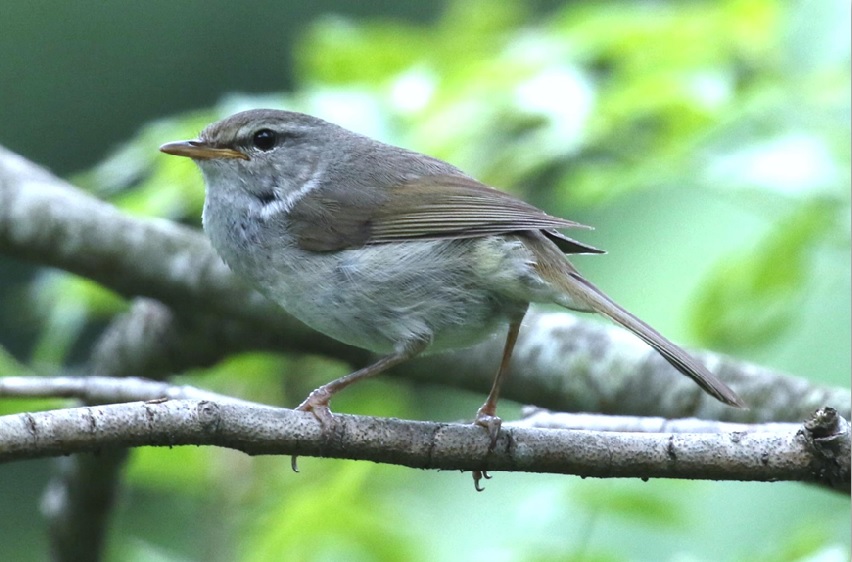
[0,373,816,441]
[0,399,847,492]
[1,146,847,422]
[0,375,814,435]
[40,300,197,562]
[515,407,805,434]
[0,374,258,406]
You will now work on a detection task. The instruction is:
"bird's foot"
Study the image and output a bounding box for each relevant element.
[471,408,503,490]
[291,387,336,472]
[295,387,336,425]
[474,408,503,452]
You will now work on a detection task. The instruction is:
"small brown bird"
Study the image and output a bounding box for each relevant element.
[161,109,744,472]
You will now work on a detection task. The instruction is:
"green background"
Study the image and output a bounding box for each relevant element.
[1,0,849,560]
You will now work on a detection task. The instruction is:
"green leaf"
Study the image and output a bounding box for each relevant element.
[690,200,837,350]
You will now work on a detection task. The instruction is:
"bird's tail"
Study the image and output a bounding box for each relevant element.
[559,272,745,408]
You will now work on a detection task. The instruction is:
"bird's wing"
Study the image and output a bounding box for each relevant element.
[289,174,603,254]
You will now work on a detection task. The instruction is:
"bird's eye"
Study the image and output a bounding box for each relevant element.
[252,129,277,151]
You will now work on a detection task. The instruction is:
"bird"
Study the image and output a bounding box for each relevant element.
[160,109,744,477]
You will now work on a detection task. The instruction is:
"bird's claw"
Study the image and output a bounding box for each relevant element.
[472,470,492,491]
[471,409,503,490]
[474,410,503,452]
[291,389,336,472]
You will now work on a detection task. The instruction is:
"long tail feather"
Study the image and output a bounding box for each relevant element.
[562,273,745,408]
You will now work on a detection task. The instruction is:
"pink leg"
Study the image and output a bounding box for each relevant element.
[292,339,428,471]
[474,313,525,451]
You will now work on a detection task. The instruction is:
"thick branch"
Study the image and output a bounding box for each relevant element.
[0,400,847,492]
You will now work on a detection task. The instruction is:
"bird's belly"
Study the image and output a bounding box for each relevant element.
[253,240,521,354]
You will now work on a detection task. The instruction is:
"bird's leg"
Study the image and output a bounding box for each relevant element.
[295,347,424,420]
[291,338,428,471]
[474,310,526,452]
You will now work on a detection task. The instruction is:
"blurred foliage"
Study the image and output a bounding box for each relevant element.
[240,462,423,562]
[48,0,848,364]
[0,347,64,416]
[691,199,838,350]
[572,480,687,528]
[5,0,850,561]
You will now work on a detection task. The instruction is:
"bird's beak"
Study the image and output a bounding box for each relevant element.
[159,140,249,161]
